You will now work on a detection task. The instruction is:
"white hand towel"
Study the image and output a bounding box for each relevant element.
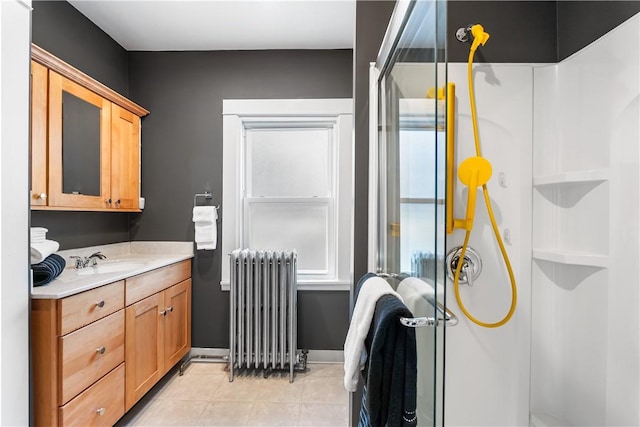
[30,239,60,265]
[193,206,218,250]
[192,206,217,224]
[343,276,403,392]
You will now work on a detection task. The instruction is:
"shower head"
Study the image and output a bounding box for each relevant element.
[470,24,490,51]
[455,23,490,52]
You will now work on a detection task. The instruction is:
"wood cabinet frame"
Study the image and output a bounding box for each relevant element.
[30,44,149,212]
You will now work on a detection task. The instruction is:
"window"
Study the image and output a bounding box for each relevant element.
[221,99,353,290]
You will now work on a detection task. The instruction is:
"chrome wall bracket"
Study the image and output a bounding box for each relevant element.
[446,246,482,286]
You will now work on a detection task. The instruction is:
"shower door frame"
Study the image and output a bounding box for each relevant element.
[367,0,448,425]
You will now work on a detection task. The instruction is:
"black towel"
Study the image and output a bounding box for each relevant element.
[32,254,66,287]
[363,294,417,427]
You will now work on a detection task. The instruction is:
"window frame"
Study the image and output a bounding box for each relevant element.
[221,99,353,291]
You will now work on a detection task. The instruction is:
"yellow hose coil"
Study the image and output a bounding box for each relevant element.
[452,26,518,328]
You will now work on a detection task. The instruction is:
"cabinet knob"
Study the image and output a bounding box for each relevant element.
[159,310,167,316]
[36,193,47,200]
[96,300,105,308]
[96,346,106,355]
[96,407,106,416]
[115,199,121,207]
[167,306,173,313]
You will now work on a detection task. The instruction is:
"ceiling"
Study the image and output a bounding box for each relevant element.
[67,0,356,51]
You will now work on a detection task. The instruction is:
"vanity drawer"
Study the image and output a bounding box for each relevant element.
[126,260,191,305]
[59,310,125,405]
[59,363,125,427]
[59,281,124,335]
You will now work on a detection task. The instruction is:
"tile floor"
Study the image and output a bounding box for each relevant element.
[116,362,349,426]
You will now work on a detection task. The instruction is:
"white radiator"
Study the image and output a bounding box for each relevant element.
[229,249,298,382]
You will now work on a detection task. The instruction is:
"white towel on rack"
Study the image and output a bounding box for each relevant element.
[30,239,60,265]
[193,206,217,250]
[343,276,403,392]
[193,206,217,223]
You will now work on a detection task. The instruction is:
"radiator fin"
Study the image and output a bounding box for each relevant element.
[229,249,297,382]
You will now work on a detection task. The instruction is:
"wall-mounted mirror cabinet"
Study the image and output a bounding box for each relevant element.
[30,44,148,212]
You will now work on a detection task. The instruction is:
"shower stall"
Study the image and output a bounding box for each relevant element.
[366,0,639,426]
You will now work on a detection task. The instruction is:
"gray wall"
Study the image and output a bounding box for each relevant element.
[30,0,640,354]
[31,1,129,96]
[127,50,353,349]
[557,1,640,60]
[31,0,132,249]
[31,1,353,350]
[447,1,557,63]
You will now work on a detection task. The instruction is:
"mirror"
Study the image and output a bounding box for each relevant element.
[62,91,101,196]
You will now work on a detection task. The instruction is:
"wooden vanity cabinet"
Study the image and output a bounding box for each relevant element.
[31,281,125,427]
[124,261,192,410]
[30,44,148,211]
[31,260,192,426]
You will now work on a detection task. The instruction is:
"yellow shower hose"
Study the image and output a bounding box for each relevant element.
[452,25,517,328]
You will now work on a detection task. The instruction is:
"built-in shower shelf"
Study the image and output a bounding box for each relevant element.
[533,169,609,187]
[532,248,609,268]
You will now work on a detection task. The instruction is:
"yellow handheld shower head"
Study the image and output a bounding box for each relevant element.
[470,24,490,52]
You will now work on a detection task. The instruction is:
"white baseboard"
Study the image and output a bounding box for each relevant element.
[189,348,343,364]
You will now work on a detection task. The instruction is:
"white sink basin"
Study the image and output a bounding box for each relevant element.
[77,262,147,275]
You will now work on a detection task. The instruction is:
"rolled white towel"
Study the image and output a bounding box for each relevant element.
[30,240,60,265]
[30,227,48,244]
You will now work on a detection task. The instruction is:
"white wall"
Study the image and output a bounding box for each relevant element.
[530,14,639,427]
[444,63,533,426]
[0,0,31,424]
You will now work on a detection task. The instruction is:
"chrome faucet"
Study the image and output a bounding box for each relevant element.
[70,252,107,269]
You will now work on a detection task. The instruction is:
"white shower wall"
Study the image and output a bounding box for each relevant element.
[530,14,640,427]
[444,63,533,427]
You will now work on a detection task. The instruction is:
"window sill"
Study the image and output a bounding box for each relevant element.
[220,280,350,292]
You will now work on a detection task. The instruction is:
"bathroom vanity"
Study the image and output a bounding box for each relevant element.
[31,242,193,426]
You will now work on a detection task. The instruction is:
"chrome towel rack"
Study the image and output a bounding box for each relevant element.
[375,272,458,328]
[194,191,219,209]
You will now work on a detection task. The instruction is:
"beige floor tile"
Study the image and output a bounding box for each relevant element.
[298,403,348,426]
[162,373,226,401]
[255,376,306,403]
[246,402,301,426]
[197,401,254,426]
[120,362,349,426]
[134,399,209,426]
[184,361,230,377]
[212,377,262,401]
[301,376,348,405]
[303,363,344,378]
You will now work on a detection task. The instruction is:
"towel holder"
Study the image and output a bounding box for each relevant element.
[375,272,458,328]
[194,192,219,209]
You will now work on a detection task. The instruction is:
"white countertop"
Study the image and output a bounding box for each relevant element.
[31,241,194,299]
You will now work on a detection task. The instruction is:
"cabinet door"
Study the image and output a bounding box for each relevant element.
[163,279,192,373]
[48,71,111,209]
[111,104,140,210]
[125,293,163,411]
[31,61,48,207]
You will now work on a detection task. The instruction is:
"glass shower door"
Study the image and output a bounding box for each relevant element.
[370,1,448,425]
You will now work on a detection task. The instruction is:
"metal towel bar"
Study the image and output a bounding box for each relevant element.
[375,272,459,328]
[194,191,220,209]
